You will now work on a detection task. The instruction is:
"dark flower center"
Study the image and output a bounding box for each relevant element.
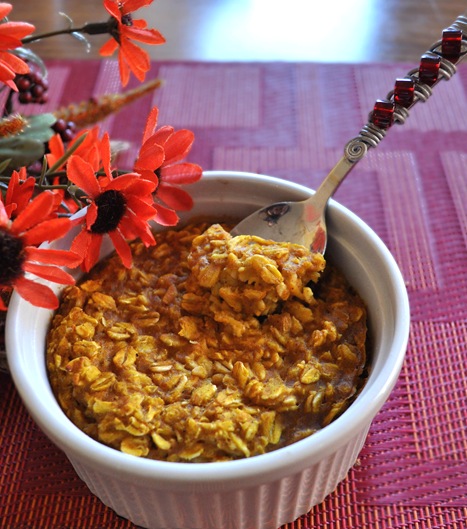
[0,228,25,286]
[105,12,133,44]
[154,168,162,192]
[107,18,121,43]
[91,190,126,234]
[121,13,133,27]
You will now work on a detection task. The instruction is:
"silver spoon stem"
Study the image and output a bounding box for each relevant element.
[311,155,357,211]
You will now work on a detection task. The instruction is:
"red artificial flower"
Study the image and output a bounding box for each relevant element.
[46,127,110,214]
[0,3,35,91]
[66,154,158,272]
[3,167,35,218]
[0,189,81,310]
[46,127,103,171]
[134,106,202,225]
[99,0,165,86]
[46,133,65,170]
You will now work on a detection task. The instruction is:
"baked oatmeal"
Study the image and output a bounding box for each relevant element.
[47,223,367,462]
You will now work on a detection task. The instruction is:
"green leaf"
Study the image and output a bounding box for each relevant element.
[0,157,11,173]
[0,114,56,170]
[0,137,46,169]
[20,114,56,142]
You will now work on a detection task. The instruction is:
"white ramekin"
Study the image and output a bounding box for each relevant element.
[6,171,410,529]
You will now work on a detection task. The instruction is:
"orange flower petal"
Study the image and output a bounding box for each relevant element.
[142,106,159,143]
[5,170,36,215]
[25,247,82,268]
[160,163,203,184]
[11,191,58,235]
[157,185,194,211]
[21,217,72,246]
[152,203,180,227]
[135,169,158,187]
[125,194,157,220]
[0,51,29,76]
[99,37,119,57]
[82,232,103,272]
[0,294,8,311]
[23,262,76,285]
[163,129,195,165]
[102,0,121,19]
[100,133,113,179]
[1,77,17,91]
[0,3,13,19]
[0,36,20,50]
[85,202,98,231]
[0,200,9,227]
[120,177,157,197]
[14,276,60,310]
[121,0,154,13]
[70,228,90,255]
[109,229,133,268]
[117,215,138,240]
[0,55,16,82]
[0,21,35,42]
[67,156,101,197]
[46,133,65,169]
[117,48,131,86]
[106,172,142,191]
[120,38,150,77]
[119,211,156,245]
[152,125,174,146]
[123,26,165,45]
[131,19,149,29]
[135,137,165,169]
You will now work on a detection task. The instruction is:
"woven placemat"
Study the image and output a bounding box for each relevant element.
[1,60,467,529]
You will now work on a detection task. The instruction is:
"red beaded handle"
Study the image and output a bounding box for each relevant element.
[344,14,467,162]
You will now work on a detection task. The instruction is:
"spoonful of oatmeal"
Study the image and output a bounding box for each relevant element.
[231,19,466,253]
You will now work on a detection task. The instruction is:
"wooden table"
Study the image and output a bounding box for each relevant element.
[10,0,467,62]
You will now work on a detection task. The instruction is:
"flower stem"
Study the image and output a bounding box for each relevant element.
[2,89,14,117]
[22,27,86,44]
[21,21,111,45]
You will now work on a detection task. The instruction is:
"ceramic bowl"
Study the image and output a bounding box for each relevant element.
[6,171,410,529]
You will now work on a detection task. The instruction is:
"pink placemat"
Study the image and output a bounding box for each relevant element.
[1,59,467,528]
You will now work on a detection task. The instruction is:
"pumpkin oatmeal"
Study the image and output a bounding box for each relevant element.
[46,223,368,462]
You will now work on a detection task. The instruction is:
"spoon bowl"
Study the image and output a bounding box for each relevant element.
[230,156,354,253]
[230,197,327,253]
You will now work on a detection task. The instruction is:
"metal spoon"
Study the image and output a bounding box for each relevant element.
[230,153,360,254]
[231,15,467,253]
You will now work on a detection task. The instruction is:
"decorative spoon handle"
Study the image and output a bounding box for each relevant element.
[312,12,467,207]
[232,12,467,254]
